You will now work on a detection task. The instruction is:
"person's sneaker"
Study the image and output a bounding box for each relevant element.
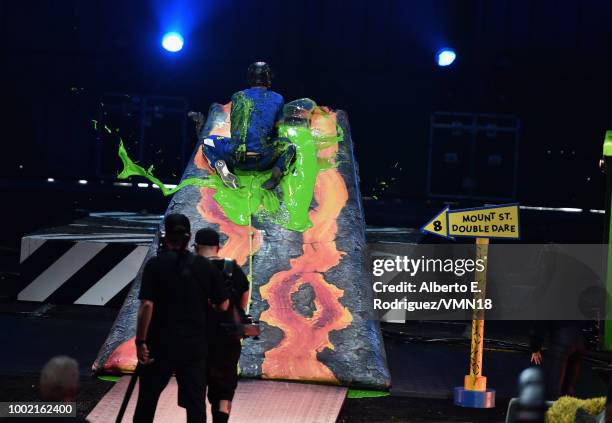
[262,167,282,190]
[214,160,239,189]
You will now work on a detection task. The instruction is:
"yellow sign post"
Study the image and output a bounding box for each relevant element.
[421,203,520,408]
[465,237,489,392]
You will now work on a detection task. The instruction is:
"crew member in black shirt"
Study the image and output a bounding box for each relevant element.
[194,228,250,423]
[133,214,228,423]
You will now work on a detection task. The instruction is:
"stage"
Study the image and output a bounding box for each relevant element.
[0,298,607,421]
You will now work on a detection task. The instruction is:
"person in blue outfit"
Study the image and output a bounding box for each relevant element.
[194,62,296,190]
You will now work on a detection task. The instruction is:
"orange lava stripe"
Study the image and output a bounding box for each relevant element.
[197,187,261,266]
[103,338,137,373]
[260,112,353,383]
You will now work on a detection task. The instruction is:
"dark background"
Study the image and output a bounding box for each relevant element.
[1,0,612,246]
[0,3,609,411]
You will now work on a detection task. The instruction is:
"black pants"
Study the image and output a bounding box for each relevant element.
[133,357,207,423]
[207,338,241,404]
[544,326,584,400]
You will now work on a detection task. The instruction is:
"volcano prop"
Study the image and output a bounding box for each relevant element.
[93,100,390,388]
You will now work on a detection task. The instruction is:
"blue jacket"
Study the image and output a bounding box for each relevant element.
[230,87,284,153]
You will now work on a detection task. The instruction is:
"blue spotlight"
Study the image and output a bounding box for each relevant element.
[436,48,456,67]
[162,32,184,52]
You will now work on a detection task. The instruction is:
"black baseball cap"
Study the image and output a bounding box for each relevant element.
[164,213,191,237]
[195,228,220,246]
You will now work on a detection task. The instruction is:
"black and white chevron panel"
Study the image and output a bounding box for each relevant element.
[18,212,159,306]
[19,236,150,306]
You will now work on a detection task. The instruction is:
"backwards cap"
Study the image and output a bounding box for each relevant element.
[164,213,191,242]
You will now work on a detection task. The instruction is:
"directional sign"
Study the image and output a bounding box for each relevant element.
[422,203,520,405]
[421,204,520,240]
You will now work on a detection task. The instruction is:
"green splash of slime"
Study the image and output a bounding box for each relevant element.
[117,140,215,195]
[116,106,342,232]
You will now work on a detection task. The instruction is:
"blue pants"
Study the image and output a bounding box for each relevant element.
[201,135,295,174]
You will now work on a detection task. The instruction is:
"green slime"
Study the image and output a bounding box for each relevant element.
[117,110,342,232]
[347,389,390,399]
[230,91,255,158]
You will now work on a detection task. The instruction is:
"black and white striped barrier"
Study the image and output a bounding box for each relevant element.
[18,232,153,306]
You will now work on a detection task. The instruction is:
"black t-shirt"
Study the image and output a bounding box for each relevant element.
[207,258,250,335]
[139,251,228,360]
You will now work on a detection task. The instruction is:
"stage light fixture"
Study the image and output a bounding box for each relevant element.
[436,48,456,67]
[162,32,184,52]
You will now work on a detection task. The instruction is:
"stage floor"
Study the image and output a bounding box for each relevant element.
[87,378,347,423]
[0,304,608,422]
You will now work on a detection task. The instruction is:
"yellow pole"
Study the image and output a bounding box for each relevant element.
[464,237,489,391]
[245,177,255,315]
[239,177,256,375]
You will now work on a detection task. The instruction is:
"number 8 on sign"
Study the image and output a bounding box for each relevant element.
[421,206,450,239]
